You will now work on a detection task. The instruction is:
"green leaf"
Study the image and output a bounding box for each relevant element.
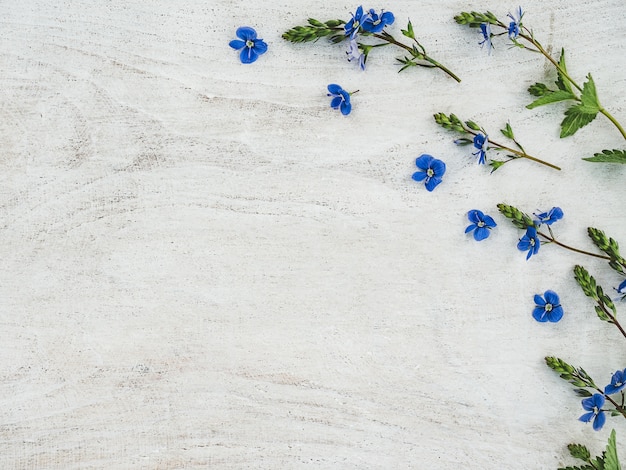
[465,120,481,131]
[583,149,626,163]
[401,20,415,39]
[528,82,554,97]
[497,203,535,230]
[557,466,594,470]
[526,90,577,109]
[500,122,514,139]
[556,48,574,94]
[489,160,506,172]
[569,443,591,462]
[580,74,601,109]
[560,104,598,137]
[574,388,593,397]
[604,430,621,470]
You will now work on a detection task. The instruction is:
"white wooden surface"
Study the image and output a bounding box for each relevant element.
[1,1,625,468]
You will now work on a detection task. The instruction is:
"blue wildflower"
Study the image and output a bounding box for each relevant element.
[507,7,524,39]
[615,278,626,301]
[412,154,446,192]
[532,290,563,323]
[605,369,626,395]
[229,26,268,64]
[579,393,606,431]
[465,210,497,241]
[534,207,563,226]
[345,6,368,39]
[346,39,366,70]
[479,23,493,52]
[361,8,395,33]
[517,226,540,260]
[472,133,488,164]
[327,84,352,115]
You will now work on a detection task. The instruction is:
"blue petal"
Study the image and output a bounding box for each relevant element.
[240,47,259,64]
[532,307,548,322]
[483,215,496,228]
[340,101,352,115]
[229,39,246,50]
[465,224,476,234]
[330,96,342,109]
[544,290,560,305]
[517,238,530,251]
[592,393,605,408]
[467,209,483,223]
[253,39,268,55]
[593,411,606,431]
[534,294,546,306]
[415,154,434,170]
[579,411,595,423]
[618,278,626,293]
[548,306,563,322]
[430,159,446,176]
[381,11,395,25]
[425,176,442,192]
[236,26,257,41]
[327,84,342,94]
[474,227,490,241]
[412,171,427,182]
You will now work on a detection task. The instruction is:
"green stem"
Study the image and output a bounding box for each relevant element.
[538,229,611,260]
[462,126,561,170]
[373,32,461,82]
[600,108,626,140]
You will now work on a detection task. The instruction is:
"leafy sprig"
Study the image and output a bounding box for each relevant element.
[497,203,612,260]
[558,430,621,470]
[455,10,626,163]
[434,113,560,171]
[283,13,461,82]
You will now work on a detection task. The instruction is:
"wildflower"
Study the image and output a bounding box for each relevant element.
[346,39,366,70]
[532,290,563,323]
[479,23,493,52]
[472,133,488,164]
[615,278,626,301]
[517,226,540,260]
[229,27,268,64]
[507,7,524,39]
[412,155,446,192]
[605,369,626,395]
[465,210,497,241]
[361,8,395,33]
[534,207,563,226]
[345,5,368,39]
[579,393,606,431]
[327,84,352,115]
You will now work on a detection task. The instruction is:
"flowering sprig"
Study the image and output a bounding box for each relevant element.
[282,7,461,82]
[454,9,626,164]
[434,113,560,171]
[497,203,614,261]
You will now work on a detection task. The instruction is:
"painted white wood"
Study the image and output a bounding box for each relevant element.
[1,1,624,468]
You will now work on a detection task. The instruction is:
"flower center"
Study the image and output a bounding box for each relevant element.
[477,221,485,228]
[246,39,254,48]
[545,303,553,312]
[373,19,381,25]
[530,238,535,246]
[426,168,434,177]
[353,21,360,29]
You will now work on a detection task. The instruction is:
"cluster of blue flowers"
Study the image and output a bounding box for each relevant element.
[516,206,563,260]
[579,368,626,431]
[478,7,523,52]
[344,6,395,70]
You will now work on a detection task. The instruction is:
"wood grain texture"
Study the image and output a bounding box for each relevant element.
[0,1,625,468]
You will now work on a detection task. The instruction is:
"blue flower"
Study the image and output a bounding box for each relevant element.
[472,133,488,164]
[479,23,493,52]
[361,9,395,33]
[346,39,366,70]
[532,290,563,323]
[605,369,626,395]
[517,226,540,260]
[345,6,368,39]
[465,210,497,241]
[534,207,563,226]
[616,278,626,301]
[579,393,606,431]
[229,27,268,64]
[507,7,524,39]
[327,84,352,115]
[412,154,446,192]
